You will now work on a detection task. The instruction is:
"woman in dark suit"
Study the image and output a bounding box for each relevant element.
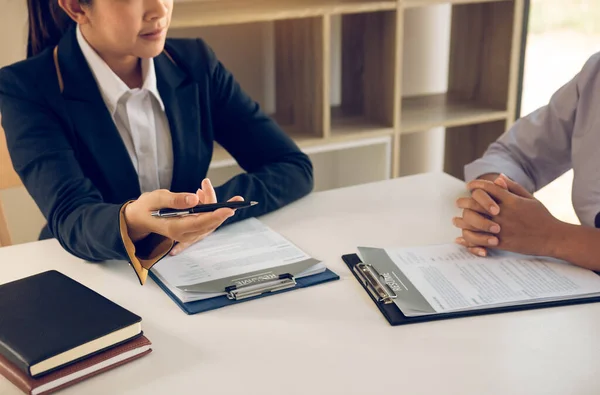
[0,0,313,284]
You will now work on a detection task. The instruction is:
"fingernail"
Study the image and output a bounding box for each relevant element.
[490,206,499,215]
[477,249,487,257]
[488,237,498,246]
[455,237,465,245]
[490,224,500,233]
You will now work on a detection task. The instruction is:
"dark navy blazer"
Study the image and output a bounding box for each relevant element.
[0,26,313,263]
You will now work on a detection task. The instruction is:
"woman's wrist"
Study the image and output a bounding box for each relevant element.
[123,201,151,243]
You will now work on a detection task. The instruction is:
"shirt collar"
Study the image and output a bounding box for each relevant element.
[75,25,165,115]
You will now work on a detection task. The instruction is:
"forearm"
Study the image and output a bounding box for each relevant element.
[464,143,537,192]
[50,203,130,262]
[549,222,600,271]
[215,152,313,224]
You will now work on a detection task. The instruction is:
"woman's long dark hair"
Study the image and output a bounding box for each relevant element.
[26,0,89,58]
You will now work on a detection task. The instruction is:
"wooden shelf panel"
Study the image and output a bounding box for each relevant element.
[211,117,392,169]
[401,93,507,134]
[171,0,397,28]
[404,0,505,8]
[331,113,394,140]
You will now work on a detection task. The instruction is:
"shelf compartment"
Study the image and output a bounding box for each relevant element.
[274,17,328,139]
[331,10,400,137]
[310,137,392,191]
[444,120,507,178]
[331,107,395,140]
[400,93,507,133]
[171,0,397,29]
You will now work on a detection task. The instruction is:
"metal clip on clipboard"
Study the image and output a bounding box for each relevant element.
[225,273,297,301]
[353,263,397,304]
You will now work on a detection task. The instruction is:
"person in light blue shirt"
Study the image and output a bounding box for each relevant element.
[452,51,600,271]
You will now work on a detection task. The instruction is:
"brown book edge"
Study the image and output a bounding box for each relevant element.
[0,335,152,395]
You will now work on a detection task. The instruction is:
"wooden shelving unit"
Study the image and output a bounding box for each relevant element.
[171,0,397,28]
[170,0,524,185]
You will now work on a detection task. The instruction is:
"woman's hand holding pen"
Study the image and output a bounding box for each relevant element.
[167,179,244,256]
[124,178,244,255]
[453,174,562,257]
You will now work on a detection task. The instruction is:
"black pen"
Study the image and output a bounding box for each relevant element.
[151,201,258,218]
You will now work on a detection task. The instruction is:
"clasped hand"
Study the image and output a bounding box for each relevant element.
[124,178,244,256]
[453,174,561,257]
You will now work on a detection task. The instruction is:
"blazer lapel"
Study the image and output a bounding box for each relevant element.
[56,28,141,201]
[154,52,202,193]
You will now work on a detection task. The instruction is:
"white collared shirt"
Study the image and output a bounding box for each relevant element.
[76,25,173,194]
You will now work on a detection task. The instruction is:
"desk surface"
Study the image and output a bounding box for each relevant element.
[1,173,599,395]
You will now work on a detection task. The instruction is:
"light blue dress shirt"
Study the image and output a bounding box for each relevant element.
[465,52,600,228]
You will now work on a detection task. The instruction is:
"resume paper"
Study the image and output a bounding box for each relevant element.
[358,244,600,317]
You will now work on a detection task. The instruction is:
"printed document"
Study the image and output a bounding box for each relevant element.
[152,218,325,303]
[358,244,600,317]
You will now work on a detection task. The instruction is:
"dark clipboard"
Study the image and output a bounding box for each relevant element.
[342,253,600,326]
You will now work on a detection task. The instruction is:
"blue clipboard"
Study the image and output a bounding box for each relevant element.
[149,269,340,315]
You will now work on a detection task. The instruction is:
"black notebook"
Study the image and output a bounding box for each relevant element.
[0,270,142,378]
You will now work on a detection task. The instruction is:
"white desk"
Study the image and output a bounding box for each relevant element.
[1,173,599,395]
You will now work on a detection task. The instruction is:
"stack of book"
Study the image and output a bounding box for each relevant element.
[0,270,152,395]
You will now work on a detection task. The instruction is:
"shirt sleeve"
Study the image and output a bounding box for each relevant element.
[118,202,174,284]
[463,55,598,192]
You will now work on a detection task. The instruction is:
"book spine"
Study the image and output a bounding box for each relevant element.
[0,358,32,395]
[0,340,31,378]
[39,349,152,395]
